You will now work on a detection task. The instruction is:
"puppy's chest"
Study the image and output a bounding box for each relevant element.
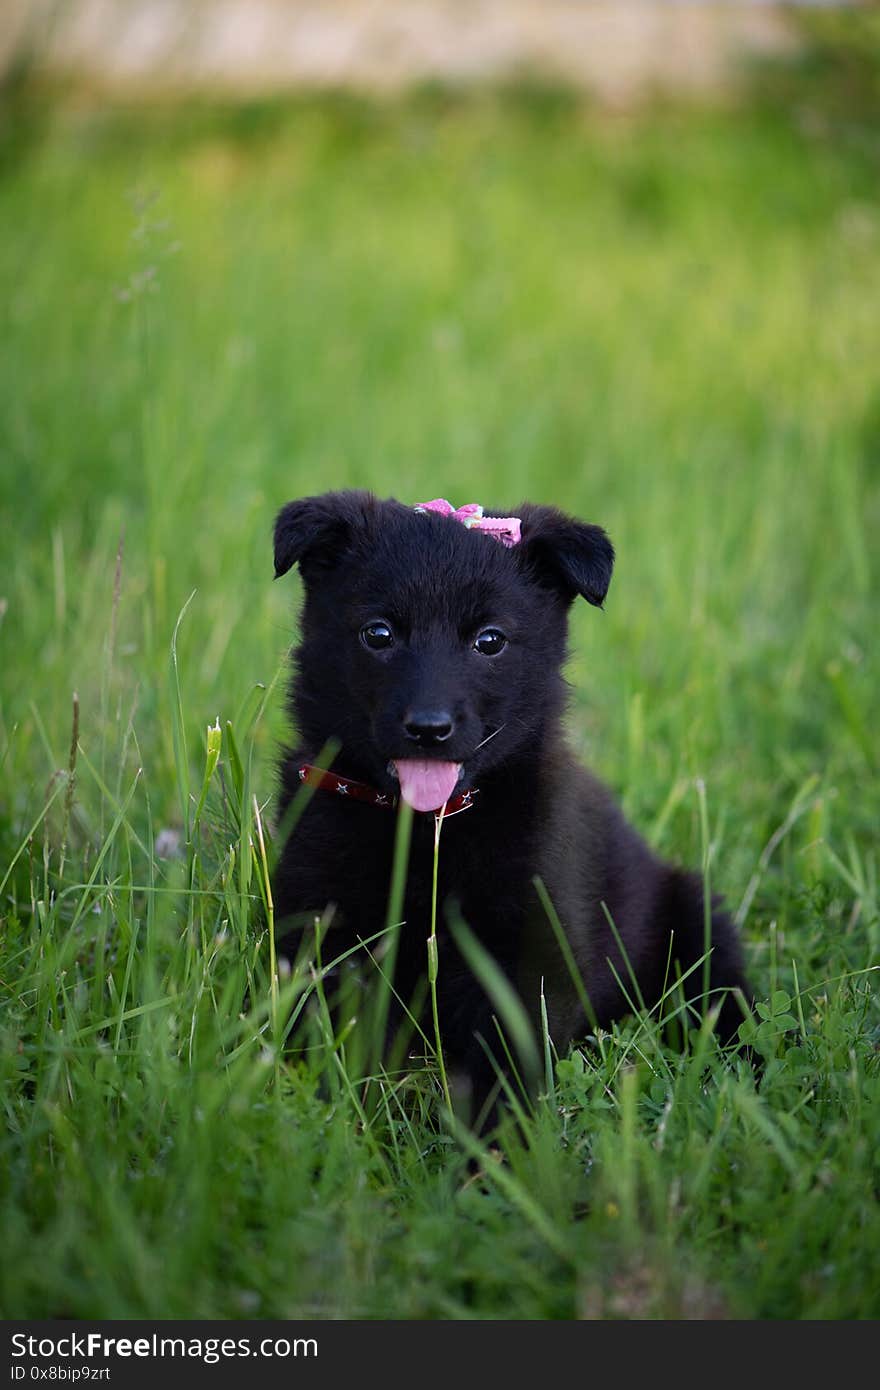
[286,804,528,935]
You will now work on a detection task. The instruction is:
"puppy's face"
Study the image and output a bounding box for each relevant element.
[275,492,613,810]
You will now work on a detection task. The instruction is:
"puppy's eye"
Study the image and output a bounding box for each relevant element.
[473,627,507,657]
[360,621,394,651]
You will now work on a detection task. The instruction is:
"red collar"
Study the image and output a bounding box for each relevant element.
[297,764,478,819]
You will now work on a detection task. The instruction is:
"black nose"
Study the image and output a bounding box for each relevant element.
[403,710,454,745]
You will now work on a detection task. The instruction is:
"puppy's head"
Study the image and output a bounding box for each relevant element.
[274,491,613,810]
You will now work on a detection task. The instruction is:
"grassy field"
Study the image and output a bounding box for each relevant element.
[1,81,878,1320]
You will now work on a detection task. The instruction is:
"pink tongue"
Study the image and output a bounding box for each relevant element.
[393,759,462,813]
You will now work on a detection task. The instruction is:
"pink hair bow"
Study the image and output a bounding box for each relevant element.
[414,498,521,548]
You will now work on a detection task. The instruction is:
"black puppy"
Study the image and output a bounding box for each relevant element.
[272,490,750,1118]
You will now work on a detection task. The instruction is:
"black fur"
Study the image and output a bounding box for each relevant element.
[272,490,750,1120]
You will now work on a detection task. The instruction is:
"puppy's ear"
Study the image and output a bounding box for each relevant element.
[273,490,375,580]
[517,504,614,607]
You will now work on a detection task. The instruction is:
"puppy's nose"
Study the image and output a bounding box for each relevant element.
[403,710,454,745]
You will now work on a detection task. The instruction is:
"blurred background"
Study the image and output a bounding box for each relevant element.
[1,1,803,99]
[1,0,878,886]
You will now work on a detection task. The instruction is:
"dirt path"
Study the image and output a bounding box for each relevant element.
[4,1,800,103]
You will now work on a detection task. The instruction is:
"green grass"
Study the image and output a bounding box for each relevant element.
[1,84,879,1319]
